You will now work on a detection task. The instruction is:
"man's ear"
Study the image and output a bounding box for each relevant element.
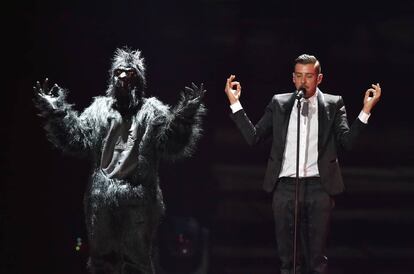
[317,73,323,85]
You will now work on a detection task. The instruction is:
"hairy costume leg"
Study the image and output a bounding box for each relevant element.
[119,207,153,274]
[88,208,123,274]
[87,201,157,274]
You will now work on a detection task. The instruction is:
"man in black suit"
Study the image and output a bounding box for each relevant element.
[224,54,381,274]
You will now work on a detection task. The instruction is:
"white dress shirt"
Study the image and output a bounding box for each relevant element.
[279,92,319,178]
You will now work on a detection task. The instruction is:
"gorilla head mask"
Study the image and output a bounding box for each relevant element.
[107,47,146,115]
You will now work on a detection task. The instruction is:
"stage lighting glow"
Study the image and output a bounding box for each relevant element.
[75,237,83,252]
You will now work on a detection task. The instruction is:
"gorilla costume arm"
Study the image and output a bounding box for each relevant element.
[33,79,103,158]
[157,82,206,161]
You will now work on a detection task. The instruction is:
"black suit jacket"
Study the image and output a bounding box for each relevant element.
[230,90,366,195]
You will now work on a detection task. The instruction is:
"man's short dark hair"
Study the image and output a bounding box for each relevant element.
[294,54,321,74]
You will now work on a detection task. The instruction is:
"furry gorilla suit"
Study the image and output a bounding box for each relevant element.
[34,48,206,274]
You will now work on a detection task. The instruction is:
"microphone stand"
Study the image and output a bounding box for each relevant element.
[293,92,303,274]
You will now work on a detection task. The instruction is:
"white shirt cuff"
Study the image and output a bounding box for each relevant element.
[358,111,371,124]
[230,101,243,113]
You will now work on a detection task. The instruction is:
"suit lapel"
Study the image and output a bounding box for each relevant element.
[317,89,329,152]
[280,93,296,147]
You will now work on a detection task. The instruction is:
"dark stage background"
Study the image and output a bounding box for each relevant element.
[2,0,414,273]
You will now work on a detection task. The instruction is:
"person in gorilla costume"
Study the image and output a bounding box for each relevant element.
[33,47,206,274]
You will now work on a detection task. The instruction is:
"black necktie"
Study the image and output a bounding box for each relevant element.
[301,100,309,117]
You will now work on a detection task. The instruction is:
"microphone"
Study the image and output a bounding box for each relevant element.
[296,87,306,100]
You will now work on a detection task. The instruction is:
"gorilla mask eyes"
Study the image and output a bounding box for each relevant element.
[114,67,139,89]
[114,68,136,78]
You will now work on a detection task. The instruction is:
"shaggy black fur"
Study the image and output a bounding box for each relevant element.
[33,48,206,274]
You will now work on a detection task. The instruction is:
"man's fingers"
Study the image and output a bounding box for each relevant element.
[225,77,232,92]
[364,84,381,105]
[364,90,371,101]
[366,83,381,102]
[371,83,382,97]
[231,81,240,88]
[225,75,241,102]
[231,81,241,96]
[375,83,382,98]
[372,83,381,89]
[235,84,241,99]
[236,82,241,93]
[225,75,236,91]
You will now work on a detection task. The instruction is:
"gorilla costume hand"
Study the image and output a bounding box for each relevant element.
[183,82,206,101]
[175,82,206,118]
[33,78,68,117]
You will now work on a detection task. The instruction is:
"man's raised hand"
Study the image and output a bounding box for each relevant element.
[363,83,382,114]
[224,75,241,105]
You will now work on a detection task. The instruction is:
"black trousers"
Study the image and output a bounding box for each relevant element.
[272,177,333,274]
